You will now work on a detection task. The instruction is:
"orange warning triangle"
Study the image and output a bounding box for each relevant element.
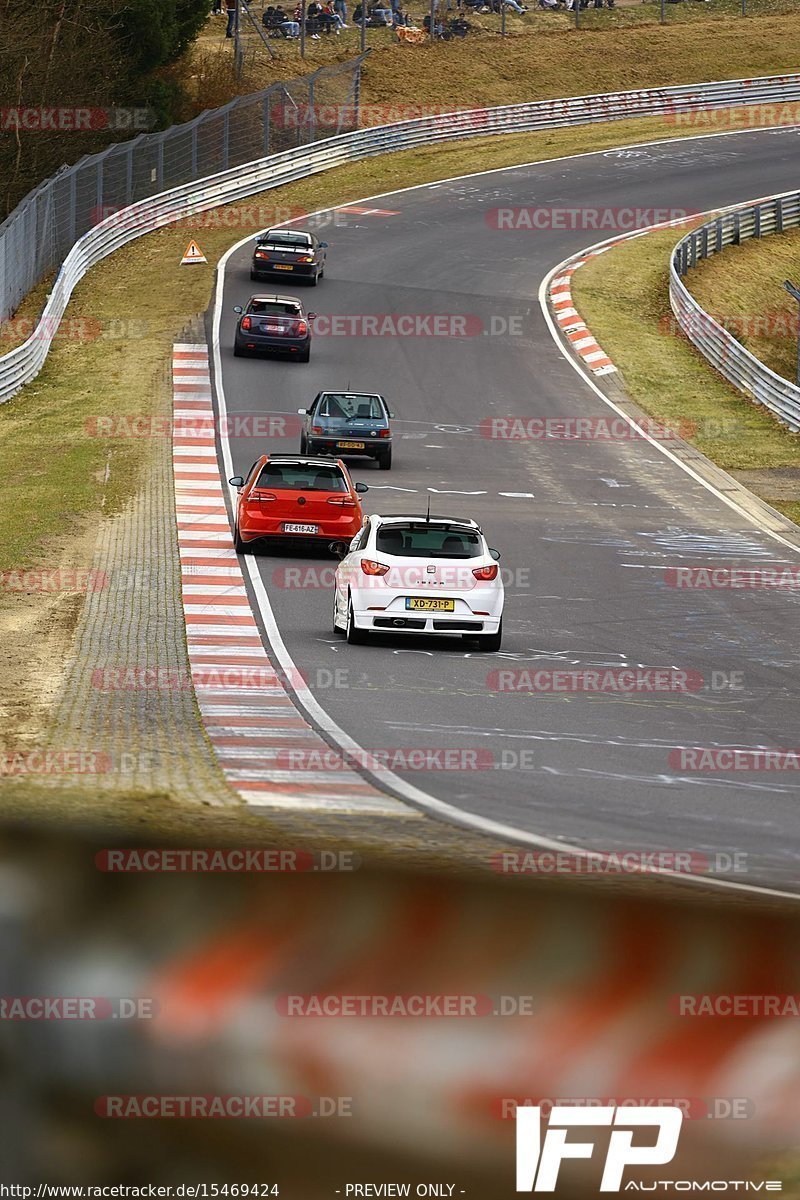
[181,239,207,265]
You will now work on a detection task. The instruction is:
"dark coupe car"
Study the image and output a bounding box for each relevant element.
[297,391,395,469]
[232,295,316,361]
[250,228,328,286]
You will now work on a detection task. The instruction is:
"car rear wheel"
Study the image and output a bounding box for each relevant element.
[474,619,502,652]
[309,272,318,287]
[299,433,308,453]
[346,598,368,645]
[250,270,257,281]
[233,524,250,554]
[297,346,311,363]
[378,447,392,470]
[233,343,245,357]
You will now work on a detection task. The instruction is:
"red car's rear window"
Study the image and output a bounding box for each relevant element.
[255,464,348,492]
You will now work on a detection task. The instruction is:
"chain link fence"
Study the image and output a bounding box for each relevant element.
[0,55,366,323]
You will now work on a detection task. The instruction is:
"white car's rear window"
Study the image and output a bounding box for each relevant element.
[376,525,481,559]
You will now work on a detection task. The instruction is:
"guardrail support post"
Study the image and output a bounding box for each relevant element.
[263,95,271,156]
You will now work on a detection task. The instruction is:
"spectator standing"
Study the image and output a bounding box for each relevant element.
[225,0,237,36]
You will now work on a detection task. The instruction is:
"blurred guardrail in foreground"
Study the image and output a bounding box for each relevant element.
[671,190,800,432]
[4,73,800,404]
[1,825,799,1189]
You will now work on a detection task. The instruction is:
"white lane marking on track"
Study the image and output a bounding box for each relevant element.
[209,145,800,903]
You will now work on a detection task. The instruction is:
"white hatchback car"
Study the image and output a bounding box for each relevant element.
[331,513,504,651]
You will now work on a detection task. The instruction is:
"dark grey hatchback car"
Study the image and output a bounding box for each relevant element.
[297,391,394,469]
[232,295,316,361]
[250,228,327,286]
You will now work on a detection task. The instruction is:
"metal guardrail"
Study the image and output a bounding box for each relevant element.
[5,71,800,405]
[670,193,800,432]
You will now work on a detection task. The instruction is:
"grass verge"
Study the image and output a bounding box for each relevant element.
[572,227,800,521]
[687,227,800,385]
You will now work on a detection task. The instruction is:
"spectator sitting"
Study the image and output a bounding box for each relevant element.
[276,5,301,33]
[353,1,363,18]
[318,0,344,28]
[306,0,324,32]
[369,2,394,21]
[422,12,445,32]
[449,13,469,32]
[539,0,557,8]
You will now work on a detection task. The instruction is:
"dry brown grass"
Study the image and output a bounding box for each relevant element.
[182,10,800,112]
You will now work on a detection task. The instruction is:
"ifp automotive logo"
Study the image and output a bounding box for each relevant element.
[516,1105,682,1192]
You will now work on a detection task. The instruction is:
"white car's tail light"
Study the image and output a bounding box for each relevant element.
[472,564,499,581]
[361,559,389,576]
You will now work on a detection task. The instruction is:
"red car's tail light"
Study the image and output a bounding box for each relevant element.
[241,315,252,330]
[248,490,277,502]
[361,559,389,576]
[295,320,308,336]
[379,428,391,438]
[312,425,323,435]
[327,496,356,508]
[472,564,499,581]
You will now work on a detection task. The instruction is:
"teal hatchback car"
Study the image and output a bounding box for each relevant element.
[297,391,395,470]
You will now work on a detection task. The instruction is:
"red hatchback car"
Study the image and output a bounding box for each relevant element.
[229,455,368,553]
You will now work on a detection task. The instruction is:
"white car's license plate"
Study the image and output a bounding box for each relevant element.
[283,522,318,534]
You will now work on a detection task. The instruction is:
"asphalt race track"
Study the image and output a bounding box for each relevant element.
[211,127,800,891]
